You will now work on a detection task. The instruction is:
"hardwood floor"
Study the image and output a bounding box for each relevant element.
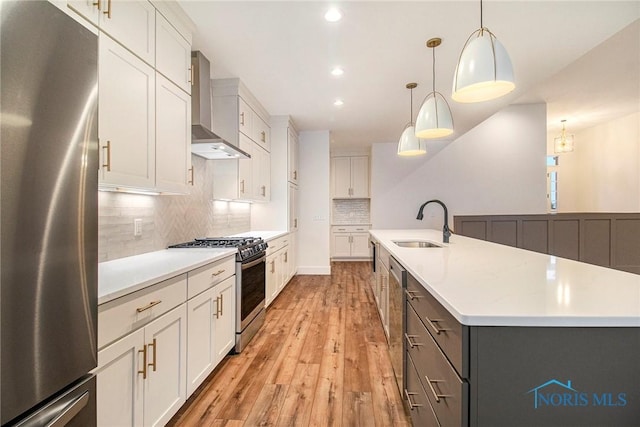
[168,262,411,427]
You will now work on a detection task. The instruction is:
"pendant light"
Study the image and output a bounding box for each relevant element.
[554,120,575,153]
[398,83,426,156]
[415,38,454,139]
[452,0,515,103]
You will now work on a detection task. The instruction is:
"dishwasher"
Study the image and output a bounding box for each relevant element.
[388,256,406,396]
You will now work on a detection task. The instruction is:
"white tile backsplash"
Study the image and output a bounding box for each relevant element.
[98,156,250,261]
[332,199,370,224]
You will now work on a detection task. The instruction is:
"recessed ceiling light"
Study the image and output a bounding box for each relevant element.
[331,66,344,76]
[334,99,344,107]
[324,7,342,23]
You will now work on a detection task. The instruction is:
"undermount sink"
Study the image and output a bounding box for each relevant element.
[393,240,442,248]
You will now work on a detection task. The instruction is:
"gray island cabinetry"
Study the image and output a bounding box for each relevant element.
[370,229,640,427]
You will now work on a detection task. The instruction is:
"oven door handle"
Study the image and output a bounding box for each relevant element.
[242,255,266,270]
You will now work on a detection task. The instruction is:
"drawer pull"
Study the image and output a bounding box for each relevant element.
[136,300,161,313]
[404,390,423,410]
[211,269,225,277]
[404,333,423,348]
[425,317,450,335]
[404,289,422,300]
[425,375,452,403]
[147,338,157,372]
[138,345,147,379]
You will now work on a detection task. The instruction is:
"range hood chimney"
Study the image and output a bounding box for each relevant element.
[191,51,250,160]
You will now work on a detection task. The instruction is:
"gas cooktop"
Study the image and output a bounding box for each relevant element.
[168,237,268,261]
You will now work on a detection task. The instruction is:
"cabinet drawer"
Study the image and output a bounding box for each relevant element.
[331,225,370,233]
[406,273,465,377]
[406,304,468,427]
[266,235,289,256]
[98,274,187,349]
[378,245,390,269]
[187,256,235,299]
[405,352,441,427]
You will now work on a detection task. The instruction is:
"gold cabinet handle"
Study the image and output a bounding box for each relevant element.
[261,131,266,142]
[214,295,223,319]
[188,166,194,185]
[93,0,101,11]
[404,333,423,348]
[219,293,223,317]
[188,65,194,86]
[103,0,111,18]
[240,179,245,194]
[404,390,422,410]
[136,300,161,313]
[293,170,297,180]
[424,317,450,335]
[284,252,288,263]
[424,375,452,403]
[102,140,111,172]
[240,112,245,126]
[211,269,225,277]
[294,218,297,228]
[147,338,157,372]
[138,345,147,379]
[261,185,266,197]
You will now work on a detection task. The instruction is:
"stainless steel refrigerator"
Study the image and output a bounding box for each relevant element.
[1,1,98,425]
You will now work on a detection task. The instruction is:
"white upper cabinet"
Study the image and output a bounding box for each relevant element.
[69,0,156,65]
[253,144,270,202]
[212,79,272,202]
[331,155,370,198]
[288,127,299,185]
[155,73,192,193]
[155,11,191,93]
[99,34,155,189]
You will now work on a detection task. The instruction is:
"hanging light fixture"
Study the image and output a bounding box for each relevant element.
[398,83,426,156]
[554,120,575,153]
[452,0,515,103]
[415,38,454,139]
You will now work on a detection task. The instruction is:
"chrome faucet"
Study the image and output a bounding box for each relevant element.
[416,199,452,243]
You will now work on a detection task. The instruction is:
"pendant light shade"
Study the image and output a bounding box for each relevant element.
[554,119,574,153]
[415,92,454,139]
[415,38,454,139]
[398,83,426,156]
[452,1,515,103]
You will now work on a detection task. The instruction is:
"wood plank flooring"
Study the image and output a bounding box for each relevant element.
[168,262,411,427]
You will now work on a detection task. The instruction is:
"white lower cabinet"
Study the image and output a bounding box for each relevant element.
[95,329,144,427]
[96,304,187,427]
[331,226,371,259]
[186,275,235,396]
[265,234,294,307]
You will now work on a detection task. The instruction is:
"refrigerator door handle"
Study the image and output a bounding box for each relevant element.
[44,391,89,427]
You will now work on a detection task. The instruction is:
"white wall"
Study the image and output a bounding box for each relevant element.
[371,103,548,231]
[556,111,640,212]
[297,130,331,274]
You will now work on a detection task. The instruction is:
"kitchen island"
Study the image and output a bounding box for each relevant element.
[370,229,640,427]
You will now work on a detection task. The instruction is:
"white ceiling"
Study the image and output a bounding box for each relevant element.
[178,1,640,149]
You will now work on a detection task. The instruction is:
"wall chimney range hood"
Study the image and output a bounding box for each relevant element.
[191,51,250,160]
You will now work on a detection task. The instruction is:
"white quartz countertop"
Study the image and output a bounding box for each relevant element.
[98,248,237,305]
[370,229,640,327]
[232,230,288,241]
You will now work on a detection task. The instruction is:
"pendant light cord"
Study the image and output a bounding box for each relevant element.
[410,86,413,123]
[432,46,436,93]
[480,0,483,29]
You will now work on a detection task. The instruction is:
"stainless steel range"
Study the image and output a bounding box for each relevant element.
[169,237,267,352]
